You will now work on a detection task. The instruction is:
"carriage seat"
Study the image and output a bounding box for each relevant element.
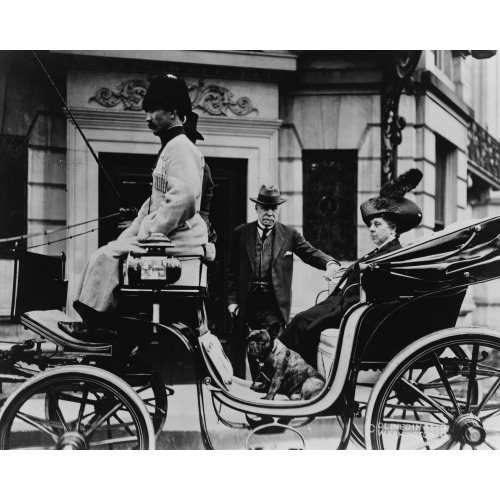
[21,310,113,355]
[199,329,340,402]
[317,328,340,378]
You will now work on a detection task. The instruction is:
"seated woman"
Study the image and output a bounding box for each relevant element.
[278,168,423,368]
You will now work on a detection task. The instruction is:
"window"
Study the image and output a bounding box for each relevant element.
[435,136,457,231]
[302,150,358,260]
[432,50,454,80]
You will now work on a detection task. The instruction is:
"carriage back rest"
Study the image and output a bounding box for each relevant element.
[11,249,68,322]
[355,286,467,364]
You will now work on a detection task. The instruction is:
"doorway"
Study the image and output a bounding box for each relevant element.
[98,152,247,347]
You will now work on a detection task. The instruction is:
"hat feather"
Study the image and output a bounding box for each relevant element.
[379,168,423,199]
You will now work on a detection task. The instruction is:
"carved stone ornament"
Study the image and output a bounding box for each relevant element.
[89,80,149,110]
[187,80,257,116]
[89,78,257,116]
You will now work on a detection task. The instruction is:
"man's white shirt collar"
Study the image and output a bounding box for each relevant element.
[257,223,274,237]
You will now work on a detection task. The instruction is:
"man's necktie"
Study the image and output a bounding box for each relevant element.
[261,228,269,241]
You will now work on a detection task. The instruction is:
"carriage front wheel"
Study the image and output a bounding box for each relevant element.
[365,327,500,450]
[0,366,155,450]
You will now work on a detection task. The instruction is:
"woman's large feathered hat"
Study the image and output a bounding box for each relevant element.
[360,169,423,233]
[142,74,192,116]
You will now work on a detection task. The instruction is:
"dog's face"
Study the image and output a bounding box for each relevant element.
[247,329,272,360]
[246,322,281,360]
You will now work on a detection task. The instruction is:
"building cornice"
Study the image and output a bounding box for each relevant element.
[65,108,282,136]
[417,70,474,122]
[50,50,297,82]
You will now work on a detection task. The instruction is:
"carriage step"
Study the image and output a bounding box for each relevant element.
[21,310,113,355]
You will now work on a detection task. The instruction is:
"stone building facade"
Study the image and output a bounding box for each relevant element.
[1,50,499,340]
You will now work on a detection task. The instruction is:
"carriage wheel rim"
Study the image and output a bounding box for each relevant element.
[0,366,155,450]
[364,327,500,450]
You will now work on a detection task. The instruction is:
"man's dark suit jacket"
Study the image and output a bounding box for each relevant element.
[227,221,335,328]
[279,237,402,366]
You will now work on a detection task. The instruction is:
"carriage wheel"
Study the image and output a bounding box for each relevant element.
[0,366,155,450]
[365,327,500,450]
[45,372,168,439]
[123,373,168,436]
[347,372,378,448]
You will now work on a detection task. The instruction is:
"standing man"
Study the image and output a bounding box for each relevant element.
[226,185,340,379]
[59,74,208,335]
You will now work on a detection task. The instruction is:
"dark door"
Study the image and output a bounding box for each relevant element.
[302,150,358,261]
[205,157,247,347]
[97,152,247,346]
[98,152,156,247]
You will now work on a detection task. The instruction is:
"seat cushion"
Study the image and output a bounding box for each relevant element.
[317,328,340,378]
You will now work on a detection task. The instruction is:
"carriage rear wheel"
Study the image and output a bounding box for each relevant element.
[45,371,168,439]
[0,366,155,450]
[365,327,500,450]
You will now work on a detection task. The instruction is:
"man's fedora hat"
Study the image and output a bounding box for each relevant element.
[360,168,423,233]
[250,185,287,205]
[142,74,192,116]
[184,111,204,142]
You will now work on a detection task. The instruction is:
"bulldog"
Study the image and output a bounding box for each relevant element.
[247,323,325,401]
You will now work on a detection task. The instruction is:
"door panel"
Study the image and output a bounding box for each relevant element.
[98,152,156,247]
[205,157,247,347]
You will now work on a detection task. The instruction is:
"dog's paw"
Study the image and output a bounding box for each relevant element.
[290,393,302,401]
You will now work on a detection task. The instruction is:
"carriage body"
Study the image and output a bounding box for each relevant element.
[1,216,500,449]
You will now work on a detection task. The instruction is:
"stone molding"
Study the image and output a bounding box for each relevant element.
[88,78,258,116]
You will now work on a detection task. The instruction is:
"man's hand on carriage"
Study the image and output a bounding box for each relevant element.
[324,260,341,281]
[228,304,239,318]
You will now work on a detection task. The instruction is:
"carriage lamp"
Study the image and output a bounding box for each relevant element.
[126,233,182,287]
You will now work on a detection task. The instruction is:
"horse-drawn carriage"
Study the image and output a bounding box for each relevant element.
[1,215,500,450]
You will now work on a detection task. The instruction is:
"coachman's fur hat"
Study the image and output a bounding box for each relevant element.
[360,169,423,233]
[142,74,192,117]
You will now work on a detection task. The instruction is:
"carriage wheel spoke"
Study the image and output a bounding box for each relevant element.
[436,437,456,450]
[396,410,406,450]
[413,432,449,450]
[16,412,60,441]
[75,389,89,433]
[484,440,497,450]
[431,353,462,414]
[475,376,500,414]
[382,417,447,428]
[47,388,69,433]
[413,411,430,450]
[88,436,140,447]
[465,345,479,413]
[479,407,500,421]
[84,400,124,438]
[400,378,454,420]
[109,413,136,437]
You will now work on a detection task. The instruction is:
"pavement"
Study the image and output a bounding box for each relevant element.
[0,381,364,450]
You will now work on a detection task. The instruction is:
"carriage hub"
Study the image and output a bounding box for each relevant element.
[56,432,89,450]
[451,414,486,446]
